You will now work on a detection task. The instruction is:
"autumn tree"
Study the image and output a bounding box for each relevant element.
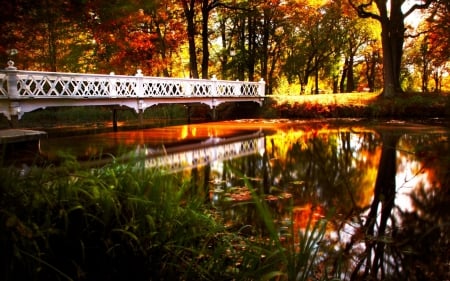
[424,0,449,92]
[0,0,91,72]
[258,0,288,95]
[339,16,379,92]
[87,0,185,76]
[180,0,230,79]
[284,1,345,94]
[180,0,200,78]
[349,0,436,97]
[361,41,382,92]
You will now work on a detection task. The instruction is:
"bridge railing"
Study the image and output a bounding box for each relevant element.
[0,63,265,99]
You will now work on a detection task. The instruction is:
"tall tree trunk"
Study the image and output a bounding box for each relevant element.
[366,51,377,92]
[351,0,424,97]
[351,132,400,280]
[377,0,404,97]
[237,17,246,81]
[314,66,319,94]
[201,0,210,79]
[340,57,348,93]
[346,54,355,92]
[182,0,199,78]
[380,20,397,97]
[44,0,58,72]
[261,11,270,83]
[220,19,227,78]
[247,15,256,81]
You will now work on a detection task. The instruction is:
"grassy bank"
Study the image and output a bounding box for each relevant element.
[0,157,335,281]
[262,92,450,119]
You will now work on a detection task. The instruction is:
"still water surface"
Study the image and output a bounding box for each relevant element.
[39,119,450,278]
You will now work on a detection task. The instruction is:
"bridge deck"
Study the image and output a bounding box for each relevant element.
[0,66,265,121]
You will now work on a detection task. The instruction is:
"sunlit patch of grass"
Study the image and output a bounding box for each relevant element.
[268,92,450,119]
[272,92,381,107]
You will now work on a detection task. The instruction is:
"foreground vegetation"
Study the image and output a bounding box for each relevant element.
[0,155,334,281]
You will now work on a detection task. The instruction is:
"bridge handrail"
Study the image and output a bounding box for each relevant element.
[0,66,265,99]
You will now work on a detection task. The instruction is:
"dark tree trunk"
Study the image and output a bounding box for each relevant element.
[350,0,429,97]
[340,57,348,93]
[237,17,246,81]
[366,51,378,92]
[247,15,256,81]
[314,67,319,94]
[376,0,405,97]
[351,132,400,280]
[346,55,355,92]
[261,11,270,83]
[182,0,199,78]
[201,0,210,79]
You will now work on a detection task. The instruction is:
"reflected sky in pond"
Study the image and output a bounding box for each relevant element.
[38,119,450,279]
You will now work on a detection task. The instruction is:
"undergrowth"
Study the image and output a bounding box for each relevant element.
[0,156,335,281]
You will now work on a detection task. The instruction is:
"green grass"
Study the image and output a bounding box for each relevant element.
[0,154,338,281]
[265,92,450,119]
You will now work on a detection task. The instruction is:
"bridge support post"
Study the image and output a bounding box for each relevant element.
[112,108,118,132]
[7,101,21,128]
[186,105,191,124]
[137,99,145,128]
[138,109,144,127]
[9,115,19,128]
[212,106,217,121]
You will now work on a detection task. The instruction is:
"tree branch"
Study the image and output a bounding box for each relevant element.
[403,0,433,18]
[348,0,381,21]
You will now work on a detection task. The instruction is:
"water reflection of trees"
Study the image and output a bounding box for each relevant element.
[342,131,450,280]
[184,125,449,279]
[266,130,380,217]
[390,132,450,280]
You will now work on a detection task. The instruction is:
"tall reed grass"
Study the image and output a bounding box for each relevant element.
[0,155,335,280]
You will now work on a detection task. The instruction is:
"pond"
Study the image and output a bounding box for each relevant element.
[20,119,450,278]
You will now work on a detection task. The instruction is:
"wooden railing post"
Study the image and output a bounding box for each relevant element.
[5,60,19,99]
[211,75,217,95]
[258,78,265,97]
[135,69,144,127]
[234,79,241,96]
[4,61,21,126]
[109,72,117,98]
[211,75,217,120]
[135,69,144,97]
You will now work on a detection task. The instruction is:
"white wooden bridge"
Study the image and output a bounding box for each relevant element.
[0,61,265,123]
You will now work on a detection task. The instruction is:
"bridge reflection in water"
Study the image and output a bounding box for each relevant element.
[141,131,264,173]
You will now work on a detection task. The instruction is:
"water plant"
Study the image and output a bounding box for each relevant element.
[240,176,340,281]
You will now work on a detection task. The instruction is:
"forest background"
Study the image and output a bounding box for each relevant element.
[0,0,448,98]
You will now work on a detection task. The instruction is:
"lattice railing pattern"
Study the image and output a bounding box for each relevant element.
[0,69,264,99]
[145,136,264,172]
[0,73,7,97]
